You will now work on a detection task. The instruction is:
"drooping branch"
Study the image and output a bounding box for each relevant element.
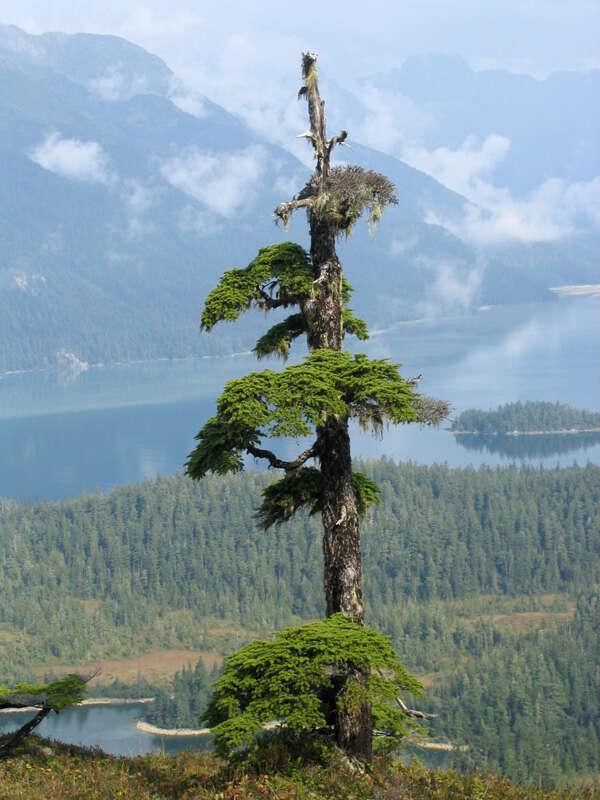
[247,443,318,471]
[200,243,312,331]
[257,468,381,529]
[254,314,307,360]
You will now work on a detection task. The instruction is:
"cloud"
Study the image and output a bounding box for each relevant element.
[121,179,158,237]
[425,176,600,245]
[88,63,160,101]
[29,133,114,184]
[160,145,267,217]
[178,205,223,237]
[355,87,436,153]
[389,235,418,256]
[168,87,209,118]
[416,255,484,315]
[403,135,510,198]
[403,136,600,244]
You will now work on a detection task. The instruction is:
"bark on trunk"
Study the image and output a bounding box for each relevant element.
[318,418,363,622]
[298,52,372,761]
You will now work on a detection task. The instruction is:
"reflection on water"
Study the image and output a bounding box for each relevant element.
[454,432,600,460]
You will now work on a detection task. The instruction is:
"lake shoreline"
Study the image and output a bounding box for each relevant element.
[0,351,255,381]
[451,428,600,436]
[136,720,211,737]
[0,697,154,715]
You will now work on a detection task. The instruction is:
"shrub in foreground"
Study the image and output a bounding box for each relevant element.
[203,614,424,758]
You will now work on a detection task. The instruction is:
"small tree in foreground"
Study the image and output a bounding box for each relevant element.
[0,674,86,758]
[204,615,424,760]
[186,52,447,760]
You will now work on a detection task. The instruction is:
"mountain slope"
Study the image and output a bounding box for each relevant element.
[1,27,597,372]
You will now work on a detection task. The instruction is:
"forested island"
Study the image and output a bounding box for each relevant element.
[451,401,600,434]
[1,460,598,785]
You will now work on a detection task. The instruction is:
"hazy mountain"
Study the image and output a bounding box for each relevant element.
[363,53,600,193]
[1,27,597,372]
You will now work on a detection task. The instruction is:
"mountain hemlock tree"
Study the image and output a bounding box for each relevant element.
[186,52,447,760]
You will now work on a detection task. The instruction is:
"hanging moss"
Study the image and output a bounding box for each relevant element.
[297,166,398,234]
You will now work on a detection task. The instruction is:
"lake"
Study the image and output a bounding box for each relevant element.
[1,297,599,502]
[0,703,211,757]
[0,703,449,766]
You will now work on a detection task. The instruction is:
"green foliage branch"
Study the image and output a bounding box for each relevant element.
[203,614,423,758]
[0,674,86,711]
[0,674,86,757]
[201,242,368,361]
[186,349,421,525]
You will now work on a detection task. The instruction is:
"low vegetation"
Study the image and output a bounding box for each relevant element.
[0,735,597,800]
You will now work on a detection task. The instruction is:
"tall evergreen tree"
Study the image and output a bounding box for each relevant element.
[186,52,447,759]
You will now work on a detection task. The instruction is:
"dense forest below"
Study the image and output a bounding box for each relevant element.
[452,401,600,434]
[1,460,598,785]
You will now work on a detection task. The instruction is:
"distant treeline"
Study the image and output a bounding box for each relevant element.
[452,401,600,434]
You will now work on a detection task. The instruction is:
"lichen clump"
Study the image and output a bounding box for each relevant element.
[300,165,398,233]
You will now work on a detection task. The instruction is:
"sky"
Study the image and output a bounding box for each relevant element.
[2,0,599,82]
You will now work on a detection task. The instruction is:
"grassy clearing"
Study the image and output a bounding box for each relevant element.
[36,649,223,687]
[0,736,597,800]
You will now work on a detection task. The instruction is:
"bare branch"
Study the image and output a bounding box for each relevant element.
[326,130,348,157]
[247,443,318,471]
[256,287,287,310]
[82,667,101,684]
[274,197,315,223]
[415,395,451,427]
[296,131,315,141]
[376,668,438,719]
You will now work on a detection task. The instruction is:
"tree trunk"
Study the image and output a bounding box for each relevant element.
[319,418,372,760]
[319,418,363,622]
[0,707,51,758]
[299,51,373,761]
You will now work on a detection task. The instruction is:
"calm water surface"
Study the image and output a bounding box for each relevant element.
[1,298,599,502]
[0,703,211,756]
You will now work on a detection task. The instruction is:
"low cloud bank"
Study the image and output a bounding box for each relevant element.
[160,145,267,217]
[29,133,113,184]
[402,135,600,244]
